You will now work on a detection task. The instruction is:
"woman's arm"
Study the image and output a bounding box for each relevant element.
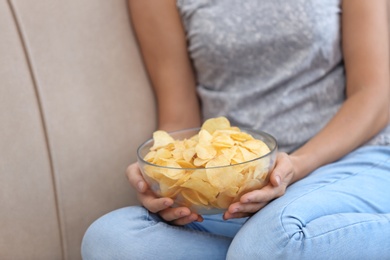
[225,0,390,219]
[290,0,390,181]
[127,0,202,226]
[128,0,201,131]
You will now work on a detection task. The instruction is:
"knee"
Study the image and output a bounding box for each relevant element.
[226,208,304,259]
[81,206,148,260]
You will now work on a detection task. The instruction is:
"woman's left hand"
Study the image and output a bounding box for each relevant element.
[223,152,296,220]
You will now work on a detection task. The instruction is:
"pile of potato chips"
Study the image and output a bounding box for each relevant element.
[140,117,274,213]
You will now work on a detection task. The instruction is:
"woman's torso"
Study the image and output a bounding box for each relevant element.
[177,0,390,152]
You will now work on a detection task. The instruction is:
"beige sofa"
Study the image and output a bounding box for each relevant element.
[1,0,154,259]
[2,1,390,260]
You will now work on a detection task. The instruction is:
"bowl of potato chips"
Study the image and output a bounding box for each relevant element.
[137,117,278,215]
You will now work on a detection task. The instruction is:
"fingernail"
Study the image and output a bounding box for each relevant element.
[189,215,197,221]
[163,200,172,207]
[137,181,144,191]
[244,197,252,203]
[231,207,239,213]
[275,176,281,186]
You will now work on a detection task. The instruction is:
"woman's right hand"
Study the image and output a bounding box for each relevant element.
[126,162,203,225]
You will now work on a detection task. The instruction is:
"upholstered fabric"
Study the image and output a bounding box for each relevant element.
[0,1,62,258]
[0,0,156,259]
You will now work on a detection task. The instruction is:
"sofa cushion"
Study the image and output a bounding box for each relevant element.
[2,0,156,259]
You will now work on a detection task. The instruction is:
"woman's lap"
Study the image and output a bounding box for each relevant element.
[227,145,390,259]
[81,206,233,259]
[82,146,390,260]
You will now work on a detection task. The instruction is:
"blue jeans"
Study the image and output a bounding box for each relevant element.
[81,146,390,260]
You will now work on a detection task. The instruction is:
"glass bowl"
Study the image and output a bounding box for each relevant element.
[137,127,277,215]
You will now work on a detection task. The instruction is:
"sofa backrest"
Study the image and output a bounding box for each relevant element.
[0,0,156,259]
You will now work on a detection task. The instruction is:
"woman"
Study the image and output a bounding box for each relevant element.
[82,0,390,259]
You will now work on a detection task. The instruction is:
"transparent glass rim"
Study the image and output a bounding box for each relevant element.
[137,127,278,170]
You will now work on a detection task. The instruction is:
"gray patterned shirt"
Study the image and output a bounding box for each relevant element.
[177,0,390,152]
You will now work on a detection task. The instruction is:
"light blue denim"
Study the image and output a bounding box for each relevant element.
[81,146,390,260]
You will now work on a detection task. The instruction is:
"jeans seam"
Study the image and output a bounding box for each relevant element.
[304,215,390,240]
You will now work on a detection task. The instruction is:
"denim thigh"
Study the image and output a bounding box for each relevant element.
[227,146,390,260]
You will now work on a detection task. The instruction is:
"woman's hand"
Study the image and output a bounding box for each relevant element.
[126,162,203,225]
[223,152,296,220]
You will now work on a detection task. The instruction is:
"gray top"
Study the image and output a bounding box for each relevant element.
[177,0,390,152]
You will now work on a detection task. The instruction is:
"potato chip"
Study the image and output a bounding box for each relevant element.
[150,130,175,150]
[193,157,210,167]
[181,189,209,206]
[183,147,196,162]
[148,160,185,180]
[205,155,230,168]
[184,138,197,148]
[230,132,254,142]
[143,151,156,162]
[201,117,231,134]
[160,174,190,198]
[231,150,245,164]
[212,192,234,209]
[195,143,216,160]
[181,175,219,201]
[171,141,186,160]
[153,148,172,161]
[159,178,180,197]
[206,162,241,196]
[211,134,235,148]
[220,146,237,162]
[198,130,213,148]
[238,147,258,161]
[176,160,196,169]
[242,139,270,155]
